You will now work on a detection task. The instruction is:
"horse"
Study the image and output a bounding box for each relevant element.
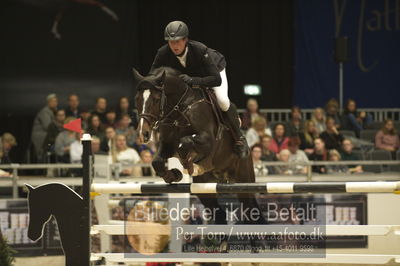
[133,67,264,226]
[25,183,86,266]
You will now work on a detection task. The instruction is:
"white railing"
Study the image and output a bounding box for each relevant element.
[237,108,400,122]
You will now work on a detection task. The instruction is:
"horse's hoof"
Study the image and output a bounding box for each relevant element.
[163,169,183,183]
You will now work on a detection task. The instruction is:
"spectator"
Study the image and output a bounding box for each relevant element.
[342,99,373,137]
[288,137,309,175]
[375,119,400,158]
[269,123,289,154]
[69,133,83,164]
[91,136,106,155]
[325,98,342,128]
[92,97,107,124]
[116,114,137,147]
[31,93,58,161]
[104,108,117,128]
[54,118,78,163]
[116,96,138,128]
[132,134,154,155]
[274,149,292,175]
[100,126,116,153]
[308,138,328,174]
[320,117,344,150]
[286,106,304,137]
[111,134,140,176]
[87,114,105,141]
[132,150,156,177]
[43,109,66,155]
[0,133,17,164]
[245,116,272,148]
[326,149,349,174]
[251,144,268,177]
[260,135,276,162]
[311,107,326,134]
[80,107,91,131]
[65,94,80,118]
[241,98,263,130]
[340,139,363,173]
[299,120,319,155]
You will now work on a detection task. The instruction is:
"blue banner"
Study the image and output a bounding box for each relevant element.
[294,0,400,108]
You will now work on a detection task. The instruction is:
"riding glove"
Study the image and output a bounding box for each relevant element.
[179,74,193,85]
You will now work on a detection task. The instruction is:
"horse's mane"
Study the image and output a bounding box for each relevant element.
[151,66,181,77]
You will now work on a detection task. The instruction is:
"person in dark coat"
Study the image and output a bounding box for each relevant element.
[149,21,249,158]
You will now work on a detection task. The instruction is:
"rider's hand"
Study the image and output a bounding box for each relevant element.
[179,74,193,85]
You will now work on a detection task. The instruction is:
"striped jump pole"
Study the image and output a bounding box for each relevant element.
[91,181,400,194]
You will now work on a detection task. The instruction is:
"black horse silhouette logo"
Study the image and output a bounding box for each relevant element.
[25,183,86,266]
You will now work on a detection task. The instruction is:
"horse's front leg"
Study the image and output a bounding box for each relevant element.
[177,131,213,176]
[152,141,182,183]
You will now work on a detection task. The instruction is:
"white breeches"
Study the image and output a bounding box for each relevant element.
[212,68,230,111]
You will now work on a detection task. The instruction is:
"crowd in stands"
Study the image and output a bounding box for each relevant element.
[0,94,399,178]
[244,98,400,176]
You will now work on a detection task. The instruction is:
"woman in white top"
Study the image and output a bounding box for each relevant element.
[112,134,140,176]
[245,116,272,148]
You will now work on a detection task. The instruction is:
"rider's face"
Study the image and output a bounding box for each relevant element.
[168,38,187,55]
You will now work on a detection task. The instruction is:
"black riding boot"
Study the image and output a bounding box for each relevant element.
[223,103,250,158]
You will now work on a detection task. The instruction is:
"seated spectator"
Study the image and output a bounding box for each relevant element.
[274,149,292,175]
[87,114,105,141]
[340,139,363,173]
[91,97,108,124]
[80,107,91,131]
[308,138,328,174]
[91,136,106,155]
[325,98,342,128]
[116,96,138,128]
[0,133,17,164]
[245,116,272,147]
[375,119,400,158]
[326,149,349,174]
[31,93,58,161]
[132,150,156,177]
[288,137,309,175]
[269,123,289,154]
[0,169,11,177]
[116,114,137,147]
[260,135,276,162]
[286,106,304,137]
[55,118,79,163]
[299,120,319,155]
[342,99,373,137]
[111,134,140,176]
[241,98,263,130]
[100,126,116,153]
[65,94,80,118]
[104,108,117,128]
[320,117,344,150]
[311,107,326,134]
[132,134,154,155]
[251,144,269,177]
[43,109,66,155]
[69,133,83,164]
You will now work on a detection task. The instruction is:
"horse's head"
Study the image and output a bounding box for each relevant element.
[25,184,52,242]
[133,68,165,143]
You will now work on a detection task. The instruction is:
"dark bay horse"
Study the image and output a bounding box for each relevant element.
[134,67,263,225]
[134,67,254,185]
[25,183,85,266]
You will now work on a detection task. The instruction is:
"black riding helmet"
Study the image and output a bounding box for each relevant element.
[164,21,189,41]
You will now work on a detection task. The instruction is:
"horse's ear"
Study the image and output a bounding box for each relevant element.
[25,183,35,192]
[132,68,144,81]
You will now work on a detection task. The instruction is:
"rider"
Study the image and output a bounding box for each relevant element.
[149,20,249,158]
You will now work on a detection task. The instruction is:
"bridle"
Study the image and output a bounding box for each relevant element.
[138,83,209,132]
